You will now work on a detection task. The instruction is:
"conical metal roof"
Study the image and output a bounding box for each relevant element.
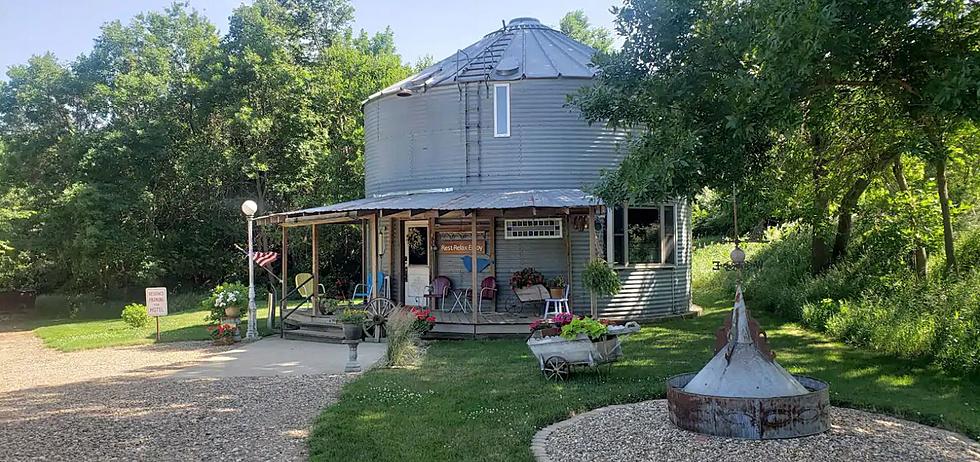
[682,286,810,398]
[368,17,598,101]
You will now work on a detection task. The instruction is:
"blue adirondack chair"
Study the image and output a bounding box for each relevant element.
[352,271,385,302]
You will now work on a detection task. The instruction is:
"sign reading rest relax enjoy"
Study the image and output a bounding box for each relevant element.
[145,287,168,317]
[440,241,486,255]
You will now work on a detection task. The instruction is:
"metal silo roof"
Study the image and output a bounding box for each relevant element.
[367,17,598,101]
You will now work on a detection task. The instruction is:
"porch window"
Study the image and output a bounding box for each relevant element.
[493,83,510,137]
[607,205,677,266]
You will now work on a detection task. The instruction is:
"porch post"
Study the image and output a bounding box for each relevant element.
[311,224,319,317]
[488,216,496,312]
[565,214,572,308]
[588,206,597,318]
[471,211,478,324]
[370,212,379,298]
[280,225,289,332]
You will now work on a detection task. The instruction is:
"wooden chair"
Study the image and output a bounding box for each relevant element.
[423,276,452,311]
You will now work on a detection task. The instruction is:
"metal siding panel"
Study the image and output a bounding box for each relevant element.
[493,218,568,313]
[364,79,628,197]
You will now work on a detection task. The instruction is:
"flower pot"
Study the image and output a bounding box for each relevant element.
[224,306,241,317]
[213,336,235,346]
[342,322,364,341]
[549,288,564,299]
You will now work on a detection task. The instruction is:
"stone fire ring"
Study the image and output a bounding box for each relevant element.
[666,372,831,439]
[531,400,980,462]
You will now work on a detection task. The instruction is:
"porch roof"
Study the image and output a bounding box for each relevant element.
[256,188,600,225]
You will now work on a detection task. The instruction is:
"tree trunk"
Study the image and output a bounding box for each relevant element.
[831,152,902,264]
[809,124,832,275]
[831,176,871,263]
[892,158,927,277]
[935,156,956,272]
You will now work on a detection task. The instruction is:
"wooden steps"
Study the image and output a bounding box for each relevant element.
[283,327,345,343]
[282,309,344,343]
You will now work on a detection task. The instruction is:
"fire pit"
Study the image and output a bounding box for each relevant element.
[666,284,831,439]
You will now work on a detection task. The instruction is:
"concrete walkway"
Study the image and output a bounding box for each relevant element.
[172,337,386,378]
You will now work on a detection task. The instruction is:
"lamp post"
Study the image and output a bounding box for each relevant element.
[241,200,259,340]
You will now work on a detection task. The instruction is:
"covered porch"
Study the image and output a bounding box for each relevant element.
[256,189,603,338]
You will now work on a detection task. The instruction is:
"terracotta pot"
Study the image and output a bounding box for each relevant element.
[342,322,364,341]
[549,288,564,299]
[224,306,241,317]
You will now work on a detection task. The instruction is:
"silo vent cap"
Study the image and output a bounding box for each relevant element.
[508,17,541,26]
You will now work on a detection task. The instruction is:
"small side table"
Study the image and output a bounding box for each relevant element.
[449,289,472,313]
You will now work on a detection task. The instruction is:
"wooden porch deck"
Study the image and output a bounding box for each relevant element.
[281,307,538,341]
[427,309,536,338]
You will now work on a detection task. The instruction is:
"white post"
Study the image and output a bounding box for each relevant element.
[242,200,259,340]
[246,214,258,340]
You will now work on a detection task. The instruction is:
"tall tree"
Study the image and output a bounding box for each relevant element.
[0,0,409,292]
[573,0,979,275]
[560,10,614,52]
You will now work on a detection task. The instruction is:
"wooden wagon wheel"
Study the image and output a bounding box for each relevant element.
[543,356,570,381]
[364,297,397,340]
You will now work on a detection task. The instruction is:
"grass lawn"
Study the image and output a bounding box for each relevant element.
[309,242,980,461]
[32,309,273,351]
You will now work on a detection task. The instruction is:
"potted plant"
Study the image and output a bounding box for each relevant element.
[529,312,574,337]
[560,316,609,341]
[409,307,437,334]
[204,283,248,323]
[510,267,545,289]
[338,309,368,340]
[582,259,621,297]
[548,276,566,299]
[208,323,239,345]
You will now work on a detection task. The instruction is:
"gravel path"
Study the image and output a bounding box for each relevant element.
[0,329,230,393]
[535,400,980,462]
[0,327,354,461]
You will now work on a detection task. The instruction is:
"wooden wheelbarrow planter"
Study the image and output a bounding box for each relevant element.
[527,322,641,380]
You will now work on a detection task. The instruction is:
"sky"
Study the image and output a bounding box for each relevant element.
[0,0,619,75]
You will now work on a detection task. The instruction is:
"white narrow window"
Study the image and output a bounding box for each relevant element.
[493,83,510,137]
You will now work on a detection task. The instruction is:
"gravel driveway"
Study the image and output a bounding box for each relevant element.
[0,326,356,461]
[535,400,980,462]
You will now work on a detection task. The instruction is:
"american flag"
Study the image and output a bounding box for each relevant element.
[252,251,279,267]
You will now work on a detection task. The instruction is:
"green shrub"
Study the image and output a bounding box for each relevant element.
[582,259,621,296]
[743,230,809,317]
[801,299,839,331]
[121,303,150,328]
[740,225,980,375]
[956,227,980,272]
